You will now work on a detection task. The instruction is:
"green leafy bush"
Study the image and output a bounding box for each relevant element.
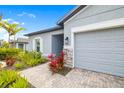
[9,77,29,88]
[1,41,9,48]
[29,51,42,59]
[0,70,19,88]
[0,48,47,69]
[0,70,29,88]
[18,51,47,67]
[14,62,25,69]
[0,48,21,60]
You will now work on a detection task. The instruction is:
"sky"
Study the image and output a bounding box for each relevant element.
[0,5,75,41]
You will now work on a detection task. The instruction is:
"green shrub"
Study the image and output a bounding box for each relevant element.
[14,62,25,69]
[1,41,9,48]
[25,59,37,67]
[0,70,19,88]
[29,51,42,59]
[19,51,47,67]
[0,70,29,88]
[0,48,21,60]
[40,57,48,63]
[9,77,29,88]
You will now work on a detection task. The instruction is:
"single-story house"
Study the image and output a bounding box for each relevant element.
[25,5,124,77]
[10,38,29,51]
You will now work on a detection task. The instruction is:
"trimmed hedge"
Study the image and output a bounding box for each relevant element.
[0,48,21,60]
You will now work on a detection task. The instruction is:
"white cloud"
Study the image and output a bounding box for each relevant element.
[28,14,36,18]
[0,28,9,41]
[17,11,36,18]
[0,28,26,41]
[17,11,26,16]
[2,18,25,26]
[12,21,19,24]
[0,18,25,41]
[0,16,26,41]
[2,18,13,22]
[21,22,25,25]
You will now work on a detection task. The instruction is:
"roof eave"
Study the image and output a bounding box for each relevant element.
[24,26,63,36]
[57,5,86,25]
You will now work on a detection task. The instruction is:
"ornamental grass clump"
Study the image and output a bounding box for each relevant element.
[48,51,64,73]
[0,70,29,88]
[14,62,25,69]
[18,51,47,67]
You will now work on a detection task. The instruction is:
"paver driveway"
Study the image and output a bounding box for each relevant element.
[20,63,124,88]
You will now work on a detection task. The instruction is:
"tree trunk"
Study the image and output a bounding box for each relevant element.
[8,34,10,48]
[14,35,16,48]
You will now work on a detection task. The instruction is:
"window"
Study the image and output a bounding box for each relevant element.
[18,43,24,50]
[33,37,43,53]
[35,39,40,52]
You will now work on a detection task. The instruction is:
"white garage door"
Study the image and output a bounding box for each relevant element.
[74,27,124,77]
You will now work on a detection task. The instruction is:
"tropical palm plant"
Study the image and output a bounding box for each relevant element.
[10,24,25,47]
[2,21,25,47]
[0,15,13,43]
[0,15,25,47]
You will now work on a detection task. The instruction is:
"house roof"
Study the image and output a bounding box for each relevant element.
[25,5,86,36]
[10,38,29,43]
[57,5,86,25]
[24,26,63,36]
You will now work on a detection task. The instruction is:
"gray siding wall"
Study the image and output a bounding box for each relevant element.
[28,29,63,55]
[64,5,124,45]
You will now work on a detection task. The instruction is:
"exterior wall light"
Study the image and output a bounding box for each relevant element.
[65,37,69,45]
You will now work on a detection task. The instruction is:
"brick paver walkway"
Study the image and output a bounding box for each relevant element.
[20,63,124,88]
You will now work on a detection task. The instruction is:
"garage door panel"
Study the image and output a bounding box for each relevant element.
[76,61,124,73]
[74,27,124,77]
[76,37,124,42]
[76,48,124,55]
[76,54,124,62]
[76,63,124,76]
[76,42,124,48]
[75,28,124,40]
[75,56,124,67]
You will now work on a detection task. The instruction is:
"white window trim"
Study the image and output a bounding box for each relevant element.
[71,18,124,68]
[33,37,43,53]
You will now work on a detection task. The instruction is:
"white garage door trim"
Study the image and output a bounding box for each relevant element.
[71,17,124,68]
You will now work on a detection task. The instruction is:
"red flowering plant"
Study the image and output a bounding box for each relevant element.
[5,56,16,66]
[48,53,55,61]
[48,51,64,73]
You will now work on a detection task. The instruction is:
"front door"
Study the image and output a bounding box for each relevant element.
[52,34,64,56]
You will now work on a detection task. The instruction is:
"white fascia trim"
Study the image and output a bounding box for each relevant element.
[72,17,124,33]
[51,32,63,36]
[64,5,90,25]
[71,17,124,68]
